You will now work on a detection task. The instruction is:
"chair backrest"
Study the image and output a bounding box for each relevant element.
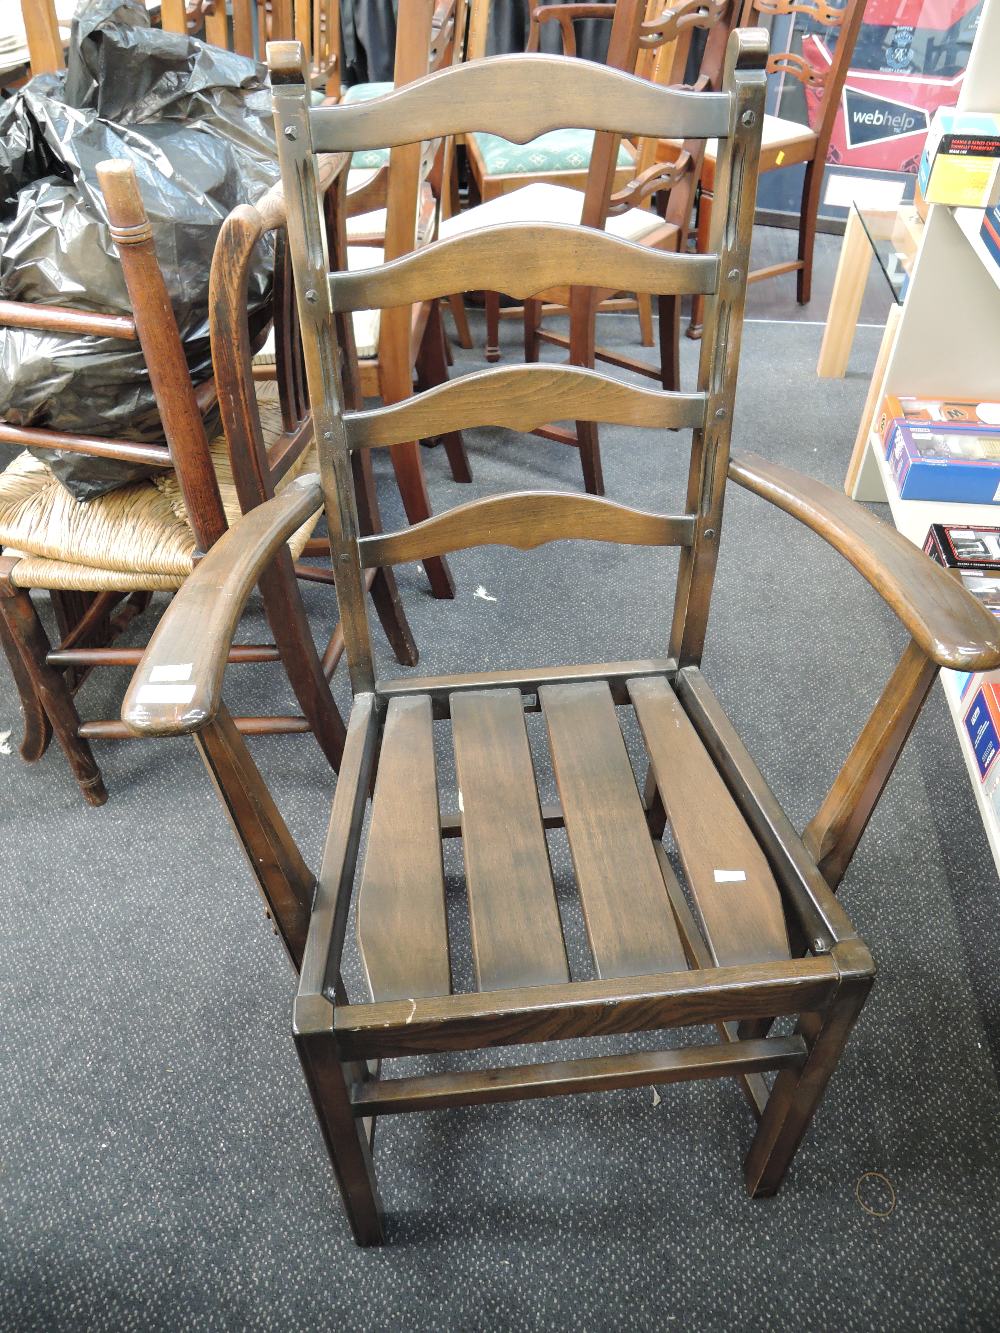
[270,23,767,693]
[19,0,64,75]
[160,0,341,89]
[0,160,300,555]
[736,0,865,158]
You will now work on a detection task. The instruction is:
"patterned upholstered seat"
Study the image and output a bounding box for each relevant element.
[469,128,634,176]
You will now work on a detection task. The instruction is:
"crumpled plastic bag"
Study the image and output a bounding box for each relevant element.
[0,0,279,500]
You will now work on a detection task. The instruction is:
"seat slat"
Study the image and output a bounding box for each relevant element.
[628,677,790,967]
[452,689,569,991]
[309,55,732,152]
[345,364,707,449]
[359,492,695,568]
[540,681,687,979]
[328,224,719,313]
[356,696,451,1001]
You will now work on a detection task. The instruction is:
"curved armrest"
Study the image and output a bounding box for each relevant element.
[729,453,1000,672]
[122,476,324,738]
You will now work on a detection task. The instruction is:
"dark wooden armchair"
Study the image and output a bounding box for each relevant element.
[121,32,1000,1245]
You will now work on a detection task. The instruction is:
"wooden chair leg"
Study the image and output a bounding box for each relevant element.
[295,997,386,1246]
[576,419,605,496]
[523,298,542,362]
[416,302,472,484]
[351,450,419,667]
[637,291,654,347]
[658,293,680,392]
[485,290,501,362]
[446,293,474,351]
[258,549,348,771]
[0,574,107,805]
[688,186,712,340]
[570,293,604,495]
[744,942,873,1198]
[0,599,52,762]
[797,158,823,307]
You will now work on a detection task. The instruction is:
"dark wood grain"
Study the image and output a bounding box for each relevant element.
[121,478,324,737]
[351,1034,808,1114]
[345,364,707,449]
[360,492,695,567]
[334,955,841,1058]
[540,680,688,979]
[452,689,569,990]
[629,675,790,966]
[309,54,731,152]
[330,224,719,313]
[356,695,451,1002]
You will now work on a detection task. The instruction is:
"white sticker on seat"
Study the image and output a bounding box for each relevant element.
[149,663,193,683]
[136,682,197,705]
[714,869,747,883]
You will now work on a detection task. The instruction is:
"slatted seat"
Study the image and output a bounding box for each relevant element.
[357,674,791,1004]
[122,19,1000,1245]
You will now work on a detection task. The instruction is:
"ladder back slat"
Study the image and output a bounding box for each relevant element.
[308,54,732,152]
[452,689,569,991]
[540,681,688,979]
[359,492,696,567]
[345,365,708,449]
[356,697,451,1001]
[329,225,720,312]
[628,677,790,966]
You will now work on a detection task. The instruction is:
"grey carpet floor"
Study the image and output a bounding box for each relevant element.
[2,313,999,1331]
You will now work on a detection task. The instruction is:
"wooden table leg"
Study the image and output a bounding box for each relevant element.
[844,301,902,496]
[817,207,876,379]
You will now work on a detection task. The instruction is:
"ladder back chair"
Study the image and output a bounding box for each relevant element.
[120,29,1000,1242]
[686,0,865,335]
[333,0,473,602]
[0,158,406,802]
[442,0,731,495]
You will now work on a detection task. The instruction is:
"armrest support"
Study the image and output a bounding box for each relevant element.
[121,476,324,738]
[729,453,1000,672]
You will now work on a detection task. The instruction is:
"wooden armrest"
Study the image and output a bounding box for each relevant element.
[121,477,324,737]
[729,453,1000,672]
[254,152,349,232]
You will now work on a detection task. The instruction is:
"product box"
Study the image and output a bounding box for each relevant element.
[918,109,1000,208]
[923,523,1000,572]
[982,207,1000,269]
[962,684,1000,781]
[887,422,1000,503]
[877,395,1000,452]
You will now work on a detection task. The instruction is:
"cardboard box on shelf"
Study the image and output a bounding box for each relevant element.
[962,684,1000,781]
[877,395,1000,451]
[918,109,1000,208]
[887,422,1000,503]
[924,523,1000,571]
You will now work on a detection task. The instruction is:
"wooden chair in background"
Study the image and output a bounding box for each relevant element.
[333,0,472,601]
[0,159,412,803]
[686,0,865,335]
[160,0,342,91]
[440,0,728,493]
[118,27,1000,1244]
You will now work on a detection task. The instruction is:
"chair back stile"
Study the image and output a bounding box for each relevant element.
[271,32,767,693]
[737,0,866,168]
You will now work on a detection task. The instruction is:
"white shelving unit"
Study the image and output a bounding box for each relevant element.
[849,0,1000,873]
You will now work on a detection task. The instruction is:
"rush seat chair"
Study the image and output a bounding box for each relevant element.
[121,31,1000,1245]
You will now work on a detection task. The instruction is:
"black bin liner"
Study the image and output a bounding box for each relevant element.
[0,0,280,500]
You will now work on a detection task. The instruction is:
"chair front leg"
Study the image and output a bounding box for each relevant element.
[484,290,502,362]
[294,992,386,1246]
[658,292,681,392]
[0,568,106,805]
[0,595,52,763]
[797,156,823,307]
[745,940,874,1197]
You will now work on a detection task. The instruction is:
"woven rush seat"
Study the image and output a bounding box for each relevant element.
[0,383,320,592]
[357,675,791,1003]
